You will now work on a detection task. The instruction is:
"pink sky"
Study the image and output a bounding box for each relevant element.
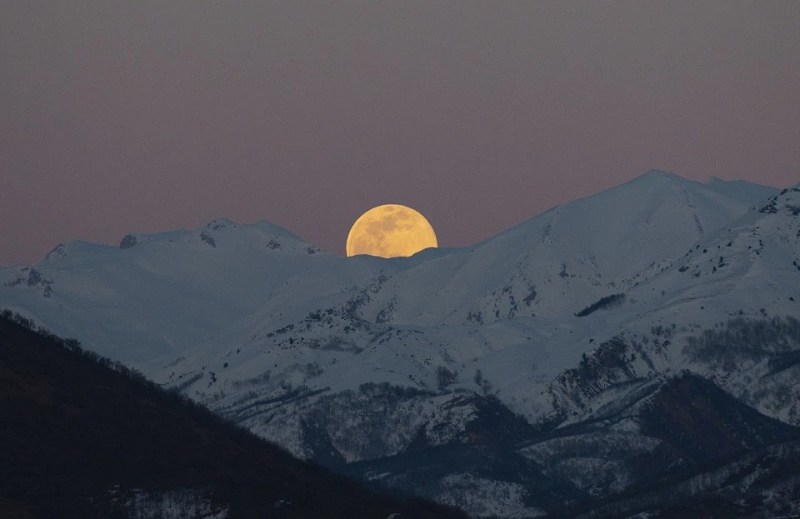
[2,2,799,266]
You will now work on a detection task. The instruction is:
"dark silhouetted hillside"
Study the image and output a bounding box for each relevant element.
[0,311,466,519]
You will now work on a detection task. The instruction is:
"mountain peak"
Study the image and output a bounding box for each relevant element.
[205,218,237,231]
[623,171,777,205]
[624,170,694,187]
[639,169,681,180]
[621,169,696,191]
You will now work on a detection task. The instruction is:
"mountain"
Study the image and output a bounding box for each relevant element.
[2,171,799,517]
[345,373,800,518]
[0,311,465,519]
[0,218,332,363]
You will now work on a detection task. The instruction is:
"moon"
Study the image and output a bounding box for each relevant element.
[346,204,438,258]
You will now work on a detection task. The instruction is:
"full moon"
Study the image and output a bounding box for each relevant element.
[346,204,438,258]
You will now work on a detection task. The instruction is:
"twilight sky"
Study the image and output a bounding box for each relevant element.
[2,1,799,266]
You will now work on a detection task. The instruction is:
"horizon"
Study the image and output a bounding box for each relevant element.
[2,169,789,267]
[3,2,799,266]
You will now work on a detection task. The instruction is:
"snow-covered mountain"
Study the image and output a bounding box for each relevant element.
[2,170,798,518]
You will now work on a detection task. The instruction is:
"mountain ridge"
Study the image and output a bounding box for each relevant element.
[0,311,466,518]
[2,171,798,517]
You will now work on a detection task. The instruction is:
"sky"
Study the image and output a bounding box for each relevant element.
[2,1,799,266]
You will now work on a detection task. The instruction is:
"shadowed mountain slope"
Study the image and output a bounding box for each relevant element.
[2,172,797,517]
[0,312,465,519]
[341,372,800,518]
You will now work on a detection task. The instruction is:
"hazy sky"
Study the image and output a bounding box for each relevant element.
[2,1,799,266]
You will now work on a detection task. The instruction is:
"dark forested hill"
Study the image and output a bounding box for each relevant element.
[0,312,465,519]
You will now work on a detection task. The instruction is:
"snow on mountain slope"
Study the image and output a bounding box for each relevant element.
[0,172,781,420]
[347,170,775,327]
[541,186,800,426]
[705,175,779,203]
[0,218,333,362]
[156,172,781,419]
[1,171,793,518]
